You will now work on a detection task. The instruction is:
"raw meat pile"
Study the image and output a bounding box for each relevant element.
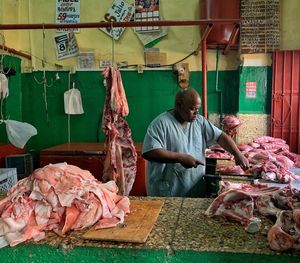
[102,67,137,196]
[240,136,300,183]
[206,180,300,251]
[211,136,300,182]
[0,163,130,248]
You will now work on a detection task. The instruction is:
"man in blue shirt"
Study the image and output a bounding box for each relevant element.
[142,88,249,197]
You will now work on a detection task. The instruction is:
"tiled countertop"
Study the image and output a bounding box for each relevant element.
[33,197,299,257]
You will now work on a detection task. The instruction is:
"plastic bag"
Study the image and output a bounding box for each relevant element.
[64,88,84,115]
[5,120,37,149]
[0,73,8,99]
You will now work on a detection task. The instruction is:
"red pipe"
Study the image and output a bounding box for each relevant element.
[0,44,31,60]
[201,24,213,118]
[0,19,240,30]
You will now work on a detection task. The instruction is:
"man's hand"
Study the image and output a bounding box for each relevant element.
[142,149,203,168]
[179,153,204,168]
[234,152,249,170]
[217,132,250,170]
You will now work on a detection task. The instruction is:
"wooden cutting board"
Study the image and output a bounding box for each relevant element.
[82,199,164,243]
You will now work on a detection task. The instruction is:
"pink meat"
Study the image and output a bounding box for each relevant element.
[221,115,241,129]
[205,151,233,159]
[217,165,245,175]
[102,67,137,195]
[0,163,130,248]
[205,189,261,233]
[237,144,253,152]
[268,225,294,251]
[253,136,286,144]
[209,180,300,251]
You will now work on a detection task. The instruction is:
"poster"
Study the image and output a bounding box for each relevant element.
[54,32,79,60]
[245,82,257,98]
[100,0,134,40]
[77,52,96,69]
[56,0,80,33]
[135,0,160,33]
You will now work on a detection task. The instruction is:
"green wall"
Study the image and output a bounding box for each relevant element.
[238,66,272,114]
[0,244,299,263]
[0,55,271,153]
[21,69,239,152]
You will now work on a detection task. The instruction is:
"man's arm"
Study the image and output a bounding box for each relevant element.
[142,149,204,168]
[216,132,249,169]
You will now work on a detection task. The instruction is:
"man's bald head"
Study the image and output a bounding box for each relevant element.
[174,88,201,123]
[175,88,201,108]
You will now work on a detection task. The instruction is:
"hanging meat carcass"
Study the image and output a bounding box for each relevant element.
[221,115,241,138]
[221,115,241,130]
[102,67,137,196]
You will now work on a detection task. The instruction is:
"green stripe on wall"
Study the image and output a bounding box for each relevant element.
[2,63,272,152]
[21,69,239,151]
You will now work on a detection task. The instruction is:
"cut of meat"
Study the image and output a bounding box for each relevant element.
[101,67,137,195]
[217,165,245,175]
[207,180,300,251]
[205,189,261,233]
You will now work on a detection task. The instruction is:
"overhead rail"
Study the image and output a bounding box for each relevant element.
[0,19,240,30]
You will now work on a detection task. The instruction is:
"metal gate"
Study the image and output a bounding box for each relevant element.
[271,51,300,154]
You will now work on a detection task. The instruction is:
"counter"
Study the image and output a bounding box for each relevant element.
[0,197,299,263]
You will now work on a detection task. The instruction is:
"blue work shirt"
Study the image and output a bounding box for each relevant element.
[142,110,222,197]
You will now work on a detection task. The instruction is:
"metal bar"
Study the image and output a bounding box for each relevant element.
[281,52,285,139]
[0,19,240,30]
[271,52,276,137]
[290,51,294,148]
[298,51,300,153]
[201,24,213,118]
[223,24,240,55]
[0,44,31,60]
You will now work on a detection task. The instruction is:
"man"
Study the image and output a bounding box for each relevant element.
[142,88,249,197]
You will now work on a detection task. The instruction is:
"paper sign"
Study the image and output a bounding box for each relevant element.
[56,0,80,33]
[100,0,134,40]
[245,82,257,98]
[77,52,95,69]
[54,32,79,60]
[135,0,160,33]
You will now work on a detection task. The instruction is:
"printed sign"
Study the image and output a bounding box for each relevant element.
[56,0,80,33]
[54,32,79,60]
[245,82,257,98]
[135,0,160,33]
[100,0,134,40]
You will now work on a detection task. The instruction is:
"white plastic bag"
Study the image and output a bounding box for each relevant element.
[64,88,84,115]
[0,73,8,99]
[5,120,37,149]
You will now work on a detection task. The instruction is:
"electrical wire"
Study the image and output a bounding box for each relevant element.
[33,24,52,126]
[120,50,197,69]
